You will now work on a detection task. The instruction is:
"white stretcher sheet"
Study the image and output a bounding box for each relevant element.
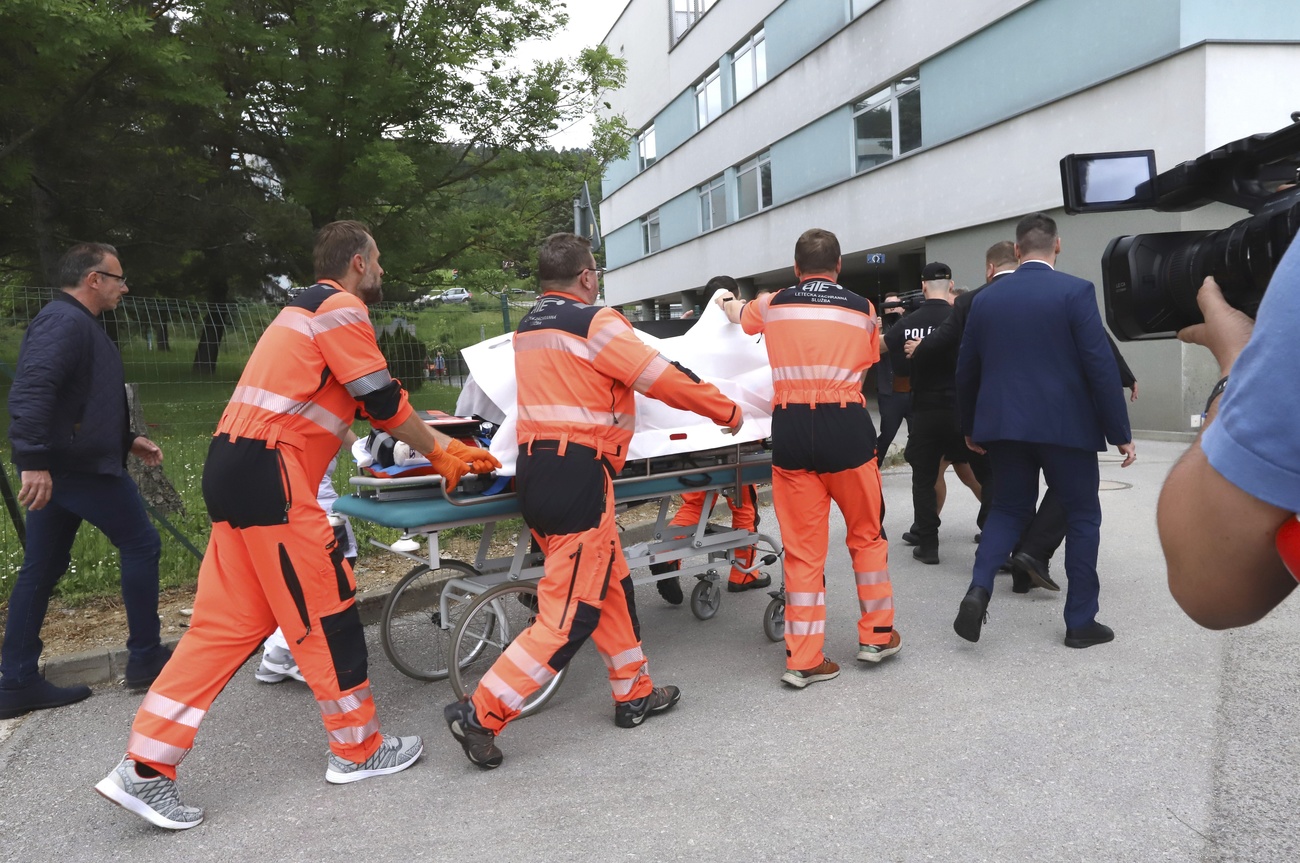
[455,290,774,476]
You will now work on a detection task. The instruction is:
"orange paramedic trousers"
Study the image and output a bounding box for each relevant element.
[471,443,653,734]
[670,486,760,583]
[126,435,381,779]
[774,460,892,671]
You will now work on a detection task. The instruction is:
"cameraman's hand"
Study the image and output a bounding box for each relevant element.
[1177,276,1254,376]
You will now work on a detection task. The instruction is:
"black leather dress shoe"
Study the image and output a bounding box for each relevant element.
[953,586,990,643]
[913,545,939,565]
[1010,569,1032,593]
[901,531,920,546]
[1011,552,1060,591]
[1064,621,1114,648]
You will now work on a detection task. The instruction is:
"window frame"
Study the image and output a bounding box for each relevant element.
[671,0,718,46]
[698,174,727,232]
[641,210,662,256]
[636,124,657,172]
[852,72,922,173]
[732,29,767,103]
[695,65,723,129]
[735,150,773,219]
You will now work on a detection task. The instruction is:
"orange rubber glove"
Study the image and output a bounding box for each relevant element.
[425,446,471,492]
[445,438,501,474]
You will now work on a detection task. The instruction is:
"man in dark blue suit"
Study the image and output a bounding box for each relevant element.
[953,213,1136,648]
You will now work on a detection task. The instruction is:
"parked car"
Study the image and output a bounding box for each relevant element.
[438,287,472,304]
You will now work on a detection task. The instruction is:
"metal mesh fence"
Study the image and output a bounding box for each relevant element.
[0,285,515,601]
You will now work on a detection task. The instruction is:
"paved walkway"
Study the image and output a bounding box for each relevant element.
[0,438,1295,862]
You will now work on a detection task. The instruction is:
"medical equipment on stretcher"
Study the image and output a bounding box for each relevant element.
[332,441,783,718]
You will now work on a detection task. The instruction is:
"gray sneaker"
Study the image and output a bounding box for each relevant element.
[325,734,423,785]
[94,758,204,830]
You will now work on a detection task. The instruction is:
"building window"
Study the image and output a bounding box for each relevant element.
[696,66,723,129]
[637,125,657,171]
[699,175,727,232]
[736,151,772,218]
[641,211,661,255]
[732,30,767,102]
[672,0,717,45]
[853,74,921,172]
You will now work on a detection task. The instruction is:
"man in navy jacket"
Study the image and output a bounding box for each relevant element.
[953,214,1135,648]
[0,243,170,719]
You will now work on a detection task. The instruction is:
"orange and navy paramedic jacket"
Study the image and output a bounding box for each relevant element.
[213,281,413,482]
[514,291,737,473]
[740,278,880,473]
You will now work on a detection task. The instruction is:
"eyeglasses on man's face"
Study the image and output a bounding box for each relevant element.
[578,266,606,279]
[93,271,128,286]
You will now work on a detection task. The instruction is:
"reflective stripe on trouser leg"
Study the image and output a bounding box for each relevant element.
[823,460,893,645]
[471,471,651,732]
[591,559,653,703]
[772,466,833,671]
[128,527,277,780]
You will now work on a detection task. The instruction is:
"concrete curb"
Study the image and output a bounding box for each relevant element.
[41,586,393,689]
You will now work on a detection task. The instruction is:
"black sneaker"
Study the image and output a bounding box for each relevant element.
[655,576,684,605]
[443,699,503,769]
[726,573,772,593]
[614,685,681,728]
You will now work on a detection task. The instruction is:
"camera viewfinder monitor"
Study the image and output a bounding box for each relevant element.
[1061,150,1158,214]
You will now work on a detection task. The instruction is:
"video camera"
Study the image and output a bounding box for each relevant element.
[879,289,924,317]
[1060,114,1300,341]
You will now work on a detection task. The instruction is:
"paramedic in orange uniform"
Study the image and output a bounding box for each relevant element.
[95,221,499,830]
[652,485,767,605]
[444,233,742,769]
[716,228,900,689]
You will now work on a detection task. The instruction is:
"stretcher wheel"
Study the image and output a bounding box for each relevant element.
[449,580,568,719]
[690,577,721,621]
[763,597,785,642]
[380,560,481,681]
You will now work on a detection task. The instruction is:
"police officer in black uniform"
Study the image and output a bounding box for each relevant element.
[885,262,990,564]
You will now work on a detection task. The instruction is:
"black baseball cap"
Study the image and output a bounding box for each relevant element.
[921,262,952,281]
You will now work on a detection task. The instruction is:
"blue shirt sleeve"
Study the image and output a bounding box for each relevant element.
[1202,239,1300,512]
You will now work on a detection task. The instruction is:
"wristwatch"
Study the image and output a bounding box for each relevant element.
[1202,375,1229,418]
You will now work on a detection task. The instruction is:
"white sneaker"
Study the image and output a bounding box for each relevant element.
[325,735,423,785]
[94,758,204,830]
[255,657,305,683]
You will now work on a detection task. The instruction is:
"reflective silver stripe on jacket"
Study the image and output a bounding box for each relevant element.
[229,386,351,439]
[766,305,875,331]
[772,364,863,384]
[633,355,672,395]
[344,370,393,398]
[519,403,634,431]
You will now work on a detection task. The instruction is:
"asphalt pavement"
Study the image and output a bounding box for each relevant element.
[0,437,1296,863]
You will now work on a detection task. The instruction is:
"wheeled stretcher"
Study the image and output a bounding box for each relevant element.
[333,443,784,717]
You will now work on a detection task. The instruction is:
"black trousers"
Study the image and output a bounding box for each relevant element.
[1016,487,1067,561]
[905,407,989,544]
[875,392,912,465]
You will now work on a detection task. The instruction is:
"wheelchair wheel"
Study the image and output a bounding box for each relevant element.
[690,576,722,621]
[449,580,568,719]
[763,597,785,642]
[380,560,481,681]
